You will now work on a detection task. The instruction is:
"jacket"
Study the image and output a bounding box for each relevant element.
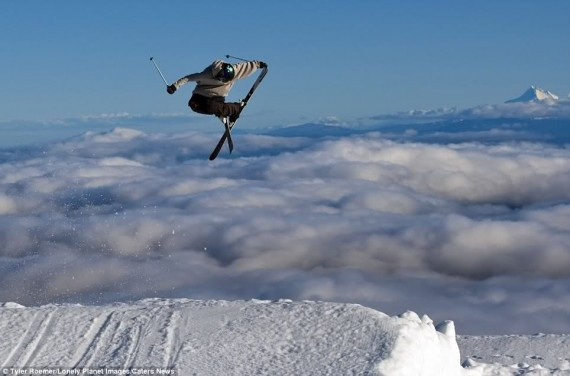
[173,60,262,98]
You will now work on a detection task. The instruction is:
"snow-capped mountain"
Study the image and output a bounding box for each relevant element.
[505,85,559,103]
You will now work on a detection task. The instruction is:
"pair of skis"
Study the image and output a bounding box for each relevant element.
[209,66,268,161]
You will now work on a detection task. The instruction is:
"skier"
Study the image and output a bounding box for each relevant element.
[167,59,267,123]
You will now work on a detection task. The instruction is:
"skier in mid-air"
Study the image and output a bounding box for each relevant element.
[167,59,267,124]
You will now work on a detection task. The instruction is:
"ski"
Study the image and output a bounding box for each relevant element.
[209,66,268,161]
[217,116,234,153]
[210,118,234,160]
[224,118,234,153]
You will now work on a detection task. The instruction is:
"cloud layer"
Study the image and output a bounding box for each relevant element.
[1,127,570,334]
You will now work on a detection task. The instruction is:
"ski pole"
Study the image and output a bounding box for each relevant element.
[225,54,249,62]
[149,57,169,86]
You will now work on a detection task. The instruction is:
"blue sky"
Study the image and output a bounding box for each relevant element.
[1,0,569,130]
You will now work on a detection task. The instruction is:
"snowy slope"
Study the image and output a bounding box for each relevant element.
[459,334,570,373]
[505,85,559,103]
[1,299,569,376]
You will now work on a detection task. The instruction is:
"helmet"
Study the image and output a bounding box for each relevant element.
[216,63,235,82]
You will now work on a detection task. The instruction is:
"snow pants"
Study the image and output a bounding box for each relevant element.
[189,94,242,119]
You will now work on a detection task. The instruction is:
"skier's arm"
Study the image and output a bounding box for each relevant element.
[232,61,266,80]
[172,71,209,89]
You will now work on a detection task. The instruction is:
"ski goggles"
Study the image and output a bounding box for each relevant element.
[217,64,235,82]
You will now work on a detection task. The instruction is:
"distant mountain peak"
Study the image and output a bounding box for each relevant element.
[506,85,559,103]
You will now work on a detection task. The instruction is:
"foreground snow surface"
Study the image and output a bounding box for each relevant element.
[1,299,569,376]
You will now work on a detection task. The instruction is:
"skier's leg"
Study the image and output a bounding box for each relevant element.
[227,102,245,123]
[209,101,242,121]
[188,94,212,115]
[189,95,242,122]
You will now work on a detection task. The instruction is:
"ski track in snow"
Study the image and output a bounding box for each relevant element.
[19,309,57,366]
[164,309,182,367]
[70,311,114,368]
[2,309,57,367]
[0,299,569,375]
[85,311,120,367]
[1,309,38,368]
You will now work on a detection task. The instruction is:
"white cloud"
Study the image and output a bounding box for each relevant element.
[1,128,570,333]
[0,194,18,215]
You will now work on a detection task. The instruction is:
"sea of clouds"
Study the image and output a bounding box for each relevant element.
[1,101,570,334]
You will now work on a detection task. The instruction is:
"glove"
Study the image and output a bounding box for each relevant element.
[258,61,268,69]
[167,84,177,94]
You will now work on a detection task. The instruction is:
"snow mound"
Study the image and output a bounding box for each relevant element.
[377,311,461,375]
[0,299,567,375]
[0,299,459,375]
[506,85,559,103]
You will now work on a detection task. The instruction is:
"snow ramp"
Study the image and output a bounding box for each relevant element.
[0,299,565,375]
